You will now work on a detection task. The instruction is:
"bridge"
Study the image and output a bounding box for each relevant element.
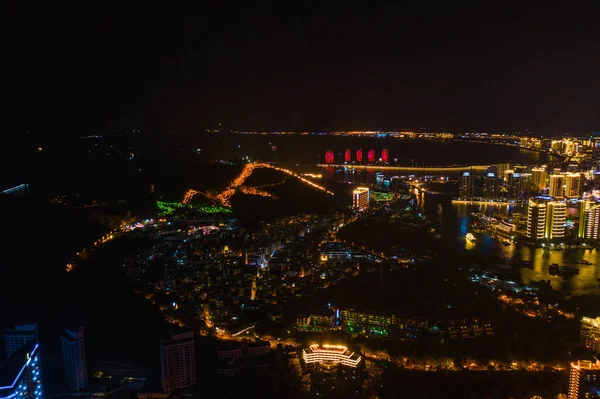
[317,164,490,173]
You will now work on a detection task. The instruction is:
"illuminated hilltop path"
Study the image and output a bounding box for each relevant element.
[182,162,334,206]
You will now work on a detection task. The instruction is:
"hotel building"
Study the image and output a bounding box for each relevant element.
[568,358,600,399]
[497,163,511,179]
[458,172,474,199]
[579,201,600,240]
[482,172,498,199]
[60,327,87,392]
[546,200,566,239]
[302,345,362,369]
[565,173,582,199]
[340,309,392,328]
[5,324,38,359]
[549,174,565,199]
[352,187,370,209]
[526,198,547,241]
[503,170,519,199]
[159,332,196,393]
[531,167,547,192]
[0,341,43,399]
[247,341,270,357]
[526,198,565,240]
[218,347,242,361]
[581,317,600,353]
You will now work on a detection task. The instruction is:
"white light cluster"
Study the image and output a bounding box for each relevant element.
[302,344,362,368]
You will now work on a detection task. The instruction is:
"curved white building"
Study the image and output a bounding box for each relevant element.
[302,344,362,368]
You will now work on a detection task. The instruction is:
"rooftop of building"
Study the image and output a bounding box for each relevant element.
[5,323,38,333]
[306,344,351,355]
[571,358,600,370]
[61,326,84,341]
[160,331,194,346]
[582,316,600,327]
[302,344,362,366]
[4,324,38,341]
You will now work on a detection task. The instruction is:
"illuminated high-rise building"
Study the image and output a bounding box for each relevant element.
[160,332,196,393]
[526,198,547,241]
[546,200,566,239]
[61,327,87,392]
[549,174,565,199]
[565,173,582,198]
[526,198,565,240]
[497,163,510,179]
[564,139,578,156]
[503,170,518,199]
[482,173,498,199]
[458,172,474,199]
[0,340,43,399]
[581,317,600,353]
[352,187,370,209]
[531,167,547,191]
[579,201,600,239]
[568,358,600,399]
[5,323,38,359]
[302,345,362,369]
[517,172,532,192]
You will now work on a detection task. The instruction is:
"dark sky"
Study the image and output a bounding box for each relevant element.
[5,2,600,134]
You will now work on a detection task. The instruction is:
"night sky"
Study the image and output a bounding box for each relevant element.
[5,2,600,134]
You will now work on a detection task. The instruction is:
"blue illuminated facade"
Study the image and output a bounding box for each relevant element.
[0,343,43,399]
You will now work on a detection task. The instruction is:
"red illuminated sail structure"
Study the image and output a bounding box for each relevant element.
[344,148,351,163]
[381,148,389,163]
[356,148,363,163]
[367,149,375,163]
[325,150,334,164]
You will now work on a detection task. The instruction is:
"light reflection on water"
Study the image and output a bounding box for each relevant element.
[445,202,600,296]
[326,167,600,296]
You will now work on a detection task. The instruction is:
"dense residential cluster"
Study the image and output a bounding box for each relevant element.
[121,211,379,334]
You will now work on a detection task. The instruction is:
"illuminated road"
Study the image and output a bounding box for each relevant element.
[451,199,523,205]
[454,138,567,160]
[317,164,490,173]
[66,217,161,272]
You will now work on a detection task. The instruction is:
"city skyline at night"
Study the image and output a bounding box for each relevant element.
[6,3,600,398]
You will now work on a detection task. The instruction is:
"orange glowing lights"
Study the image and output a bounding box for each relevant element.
[182,163,334,206]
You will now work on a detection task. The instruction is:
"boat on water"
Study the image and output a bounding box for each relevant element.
[466,233,476,242]
[549,263,579,278]
[577,260,593,265]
